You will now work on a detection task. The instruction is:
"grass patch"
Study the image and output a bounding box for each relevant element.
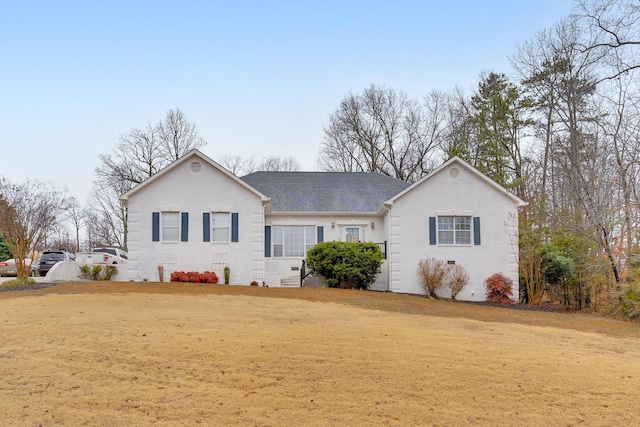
[0,277,36,288]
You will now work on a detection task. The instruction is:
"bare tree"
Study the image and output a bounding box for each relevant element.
[594,45,640,258]
[511,15,632,299]
[318,85,443,182]
[576,0,640,82]
[0,178,68,279]
[158,108,207,162]
[65,197,85,252]
[89,176,130,250]
[259,155,301,172]
[217,154,256,176]
[45,222,75,252]
[90,109,206,249]
[217,154,302,175]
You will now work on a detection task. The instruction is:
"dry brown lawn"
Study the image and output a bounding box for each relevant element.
[1,282,639,426]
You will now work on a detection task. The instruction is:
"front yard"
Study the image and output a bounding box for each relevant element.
[0,282,638,425]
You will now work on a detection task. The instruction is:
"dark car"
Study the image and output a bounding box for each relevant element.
[38,250,75,276]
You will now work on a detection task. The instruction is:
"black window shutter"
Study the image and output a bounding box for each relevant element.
[429,217,436,245]
[181,212,189,242]
[317,226,324,243]
[203,213,210,242]
[152,212,160,242]
[231,213,239,242]
[264,225,271,257]
[473,217,481,245]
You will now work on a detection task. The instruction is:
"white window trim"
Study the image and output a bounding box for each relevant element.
[341,226,367,243]
[161,211,181,243]
[272,225,316,258]
[211,212,231,243]
[437,216,472,246]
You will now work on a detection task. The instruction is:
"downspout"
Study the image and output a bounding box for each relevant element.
[382,203,392,292]
[261,199,271,286]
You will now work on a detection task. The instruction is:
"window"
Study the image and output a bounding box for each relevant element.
[345,227,359,242]
[438,216,471,245]
[342,227,366,242]
[211,212,230,242]
[162,212,180,242]
[272,226,316,258]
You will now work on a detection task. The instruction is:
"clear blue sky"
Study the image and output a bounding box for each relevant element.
[1,0,575,203]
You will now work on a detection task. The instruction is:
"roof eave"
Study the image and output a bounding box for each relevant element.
[120,149,270,203]
[267,210,382,217]
[385,156,528,207]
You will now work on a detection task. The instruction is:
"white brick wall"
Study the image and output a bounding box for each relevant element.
[388,162,521,301]
[125,153,265,285]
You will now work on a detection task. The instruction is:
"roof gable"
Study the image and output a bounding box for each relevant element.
[385,156,528,207]
[241,171,410,213]
[120,150,269,203]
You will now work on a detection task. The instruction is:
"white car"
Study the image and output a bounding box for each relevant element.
[75,247,128,265]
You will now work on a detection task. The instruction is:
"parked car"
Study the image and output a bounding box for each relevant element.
[38,250,75,276]
[0,259,39,277]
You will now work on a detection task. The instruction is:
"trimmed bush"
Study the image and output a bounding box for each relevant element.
[170,271,219,284]
[91,265,103,281]
[485,273,514,304]
[79,264,91,279]
[417,258,449,298]
[447,264,469,300]
[79,264,119,281]
[306,242,382,290]
[103,265,117,280]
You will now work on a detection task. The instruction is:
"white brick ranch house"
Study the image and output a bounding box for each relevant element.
[119,150,526,301]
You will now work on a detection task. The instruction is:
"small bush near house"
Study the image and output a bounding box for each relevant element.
[91,265,103,281]
[103,265,117,281]
[306,242,382,290]
[79,264,119,281]
[417,258,449,298]
[79,265,91,279]
[485,273,514,304]
[170,271,219,284]
[447,264,469,300]
[224,266,230,285]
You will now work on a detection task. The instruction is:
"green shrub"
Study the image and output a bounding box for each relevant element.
[224,266,230,285]
[103,265,118,280]
[0,238,11,261]
[306,242,382,290]
[79,264,91,279]
[542,245,575,285]
[79,264,118,281]
[91,265,103,281]
[619,282,640,321]
[485,272,514,304]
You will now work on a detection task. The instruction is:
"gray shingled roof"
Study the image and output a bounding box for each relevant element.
[241,171,411,212]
